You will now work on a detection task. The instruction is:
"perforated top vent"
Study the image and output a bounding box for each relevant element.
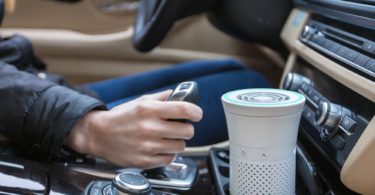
[237,92,290,104]
[222,89,306,117]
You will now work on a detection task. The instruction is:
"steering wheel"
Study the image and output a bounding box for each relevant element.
[132,0,215,53]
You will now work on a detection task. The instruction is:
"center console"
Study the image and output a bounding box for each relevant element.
[280,1,375,194]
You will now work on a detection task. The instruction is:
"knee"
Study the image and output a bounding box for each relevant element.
[216,58,248,70]
[179,58,248,71]
[224,70,271,88]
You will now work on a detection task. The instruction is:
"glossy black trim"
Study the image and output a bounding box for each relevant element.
[294,0,375,30]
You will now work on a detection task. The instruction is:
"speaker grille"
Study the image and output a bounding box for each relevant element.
[237,92,290,104]
[230,157,295,195]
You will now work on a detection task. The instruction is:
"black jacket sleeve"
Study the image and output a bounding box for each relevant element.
[0,62,106,159]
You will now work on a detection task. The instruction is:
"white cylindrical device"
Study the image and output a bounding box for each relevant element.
[222,88,305,195]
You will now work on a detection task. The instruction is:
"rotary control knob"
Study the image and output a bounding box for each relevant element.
[301,25,316,39]
[111,172,151,195]
[283,73,313,91]
[302,26,311,38]
[315,102,343,140]
[315,102,343,128]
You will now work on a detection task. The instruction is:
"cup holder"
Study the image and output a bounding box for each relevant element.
[209,146,325,195]
[209,148,230,195]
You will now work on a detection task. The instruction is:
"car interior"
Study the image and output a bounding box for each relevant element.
[0,0,374,194]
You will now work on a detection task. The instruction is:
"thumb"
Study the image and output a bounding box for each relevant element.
[142,90,173,101]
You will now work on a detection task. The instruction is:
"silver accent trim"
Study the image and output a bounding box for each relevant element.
[283,73,293,89]
[0,161,24,169]
[70,157,197,191]
[302,25,311,38]
[316,102,328,125]
[297,89,318,109]
[146,162,196,190]
[325,103,343,128]
[338,125,353,136]
[113,172,151,195]
[103,185,112,195]
[168,81,195,101]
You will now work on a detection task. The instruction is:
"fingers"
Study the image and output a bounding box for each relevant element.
[154,120,194,140]
[132,100,202,122]
[143,139,186,155]
[137,90,203,121]
[133,119,194,141]
[148,101,203,122]
[139,90,173,101]
[161,101,203,122]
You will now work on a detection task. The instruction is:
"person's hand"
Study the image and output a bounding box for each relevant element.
[65,90,203,169]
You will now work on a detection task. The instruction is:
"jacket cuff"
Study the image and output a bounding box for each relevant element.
[23,85,106,159]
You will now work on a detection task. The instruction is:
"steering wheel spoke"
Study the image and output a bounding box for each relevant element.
[132,0,215,52]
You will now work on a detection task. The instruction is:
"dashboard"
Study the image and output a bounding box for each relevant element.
[281,1,375,194]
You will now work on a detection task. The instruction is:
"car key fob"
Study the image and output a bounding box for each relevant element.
[167,81,199,104]
[167,81,199,123]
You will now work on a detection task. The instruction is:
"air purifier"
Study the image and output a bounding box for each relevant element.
[222,88,305,195]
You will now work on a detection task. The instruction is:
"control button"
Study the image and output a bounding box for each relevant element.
[303,107,315,124]
[113,172,151,195]
[179,83,191,90]
[336,46,346,57]
[316,102,342,128]
[302,26,312,38]
[300,82,310,93]
[315,35,326,47]
[330,135,346,150]
[339,115,357,135]
[90,187,102,195]
[324,39,340,53]
[315,102,344,140]
[305,87,314,96]
[365,59,375,73]
[336,47,358,61]
[353,54,370,67]
[120,174,147,185]
[362,41,375,53]
[283,73,313,91]
[344,50,359,62]
[310,32,321,43]
[310,89,323,109]
[102,185,112,195]
[315,102,329,126]
[217,151,230,163]
[259,151,269,160]
[92,181,110,189]
[318,37,329,48]
[240,150,247,157]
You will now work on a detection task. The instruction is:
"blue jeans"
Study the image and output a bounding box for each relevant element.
[86,59,270,146]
